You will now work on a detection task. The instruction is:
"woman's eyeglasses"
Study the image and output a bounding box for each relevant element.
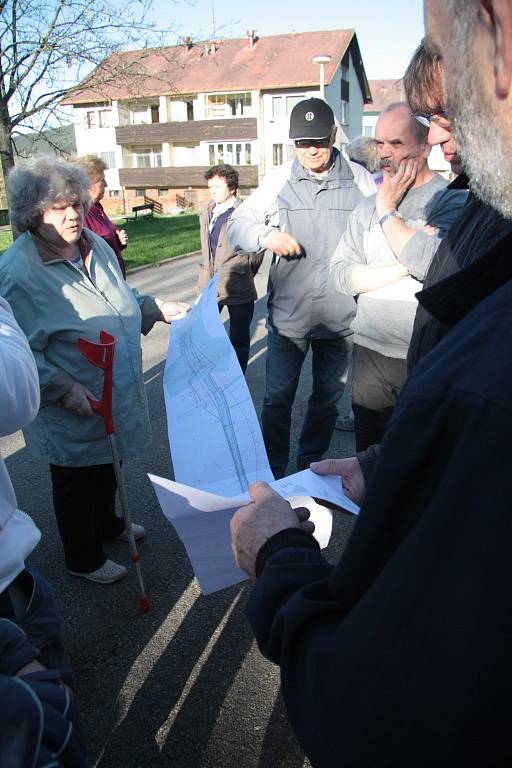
[414,111,451,128]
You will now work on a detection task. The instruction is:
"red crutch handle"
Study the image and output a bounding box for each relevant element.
[77,331,116,434]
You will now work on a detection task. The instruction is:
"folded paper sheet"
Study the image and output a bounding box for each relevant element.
[150,469,359,595]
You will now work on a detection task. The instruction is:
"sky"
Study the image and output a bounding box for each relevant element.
[154,0,426,80]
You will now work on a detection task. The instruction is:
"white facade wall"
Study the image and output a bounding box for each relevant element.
[71,64,368,188]
[73,104,121,189]
[362,113,378,137]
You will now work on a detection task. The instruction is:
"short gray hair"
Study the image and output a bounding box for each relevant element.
[7,155,91,233]
[346,136,379,172]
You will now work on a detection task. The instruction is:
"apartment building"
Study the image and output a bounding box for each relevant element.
[62,29,371,214]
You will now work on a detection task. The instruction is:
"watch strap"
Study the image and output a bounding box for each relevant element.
[378,209,403,227]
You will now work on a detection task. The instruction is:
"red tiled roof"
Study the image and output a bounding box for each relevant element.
[365,79,405,112]
[62,29,358,105]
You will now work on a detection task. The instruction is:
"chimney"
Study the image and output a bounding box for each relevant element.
[183,36,193,50]
[247,29,256,48]
[210,41,217,55]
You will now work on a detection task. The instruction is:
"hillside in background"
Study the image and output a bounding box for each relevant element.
[13,125,76,159]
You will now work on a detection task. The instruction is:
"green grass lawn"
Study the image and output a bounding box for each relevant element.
[0,229,12,254]
[118,211,201,270]
[0,211,201,269]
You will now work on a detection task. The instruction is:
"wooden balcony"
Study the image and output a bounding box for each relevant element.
[118,165,259,188]
[115,117,257,146]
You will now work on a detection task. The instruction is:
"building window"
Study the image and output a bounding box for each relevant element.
[286,95,304,119]
[340,100,349,125]
[108,189,120,197]
[98,109,112,128]
[132,146,162,168]
[100,151,116,169]
[205,92,252,119]
[131,104,159,125]
[135,188,146,197]
[363,125,374,137]
[186,101,194,121]
[272,144,283,166]
[158,188,169,197]
[271,97,283,121]
[341,53,350,82]
[86,111,97,129]
[286,144,295,162]
[208,142,253,166]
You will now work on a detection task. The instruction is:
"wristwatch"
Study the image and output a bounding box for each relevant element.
[378,209,403,227]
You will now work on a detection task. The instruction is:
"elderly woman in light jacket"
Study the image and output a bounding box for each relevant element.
[0,156,189,585]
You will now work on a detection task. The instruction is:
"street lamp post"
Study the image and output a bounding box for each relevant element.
[313,54,332,100]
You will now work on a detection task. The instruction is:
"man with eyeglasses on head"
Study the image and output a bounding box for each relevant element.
[404,38,512,371]
[228,97,375,479]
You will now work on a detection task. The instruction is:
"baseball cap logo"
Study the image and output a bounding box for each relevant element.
[305,111,314,121]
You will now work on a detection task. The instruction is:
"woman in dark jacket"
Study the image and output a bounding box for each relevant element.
[79,155,128,278]
[197,164,263,373]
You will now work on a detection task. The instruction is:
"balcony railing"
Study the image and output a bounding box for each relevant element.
[118,165,259,188]
[115,117,257,146]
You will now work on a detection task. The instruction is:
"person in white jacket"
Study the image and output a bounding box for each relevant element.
[0,295,41,593]
[0,295,86,765]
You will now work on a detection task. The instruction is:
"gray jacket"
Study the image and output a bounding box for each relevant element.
[0,231,161,466]
[330,175,467,358]
[228,150,375,338]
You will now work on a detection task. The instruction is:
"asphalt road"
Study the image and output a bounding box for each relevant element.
[2,252,357,768]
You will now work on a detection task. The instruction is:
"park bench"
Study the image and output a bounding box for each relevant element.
[132,201,154,220]
[131,196,163,220]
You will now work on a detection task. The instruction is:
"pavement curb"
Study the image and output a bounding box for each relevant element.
[127,250,201,275]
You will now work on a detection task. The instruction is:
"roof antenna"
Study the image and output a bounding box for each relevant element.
[211,0,216,39]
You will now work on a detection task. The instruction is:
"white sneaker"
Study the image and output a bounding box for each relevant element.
[116,524,145,542]
[68,559,127,584]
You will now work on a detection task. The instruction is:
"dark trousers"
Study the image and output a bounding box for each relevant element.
[50,463,124,573]
[219,301,254,373]
[0,564,86,765]
[262,329,353,478]
[352,344,407,452]
[353,403,394,452]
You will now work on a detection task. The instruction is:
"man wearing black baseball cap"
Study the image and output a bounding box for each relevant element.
[228,97,375,479]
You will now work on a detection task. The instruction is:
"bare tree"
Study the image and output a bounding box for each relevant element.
[0,0,181,198]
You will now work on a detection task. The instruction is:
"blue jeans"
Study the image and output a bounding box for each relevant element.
[262,329,353,477]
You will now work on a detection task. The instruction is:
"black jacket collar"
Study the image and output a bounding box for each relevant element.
[417,229,512,327]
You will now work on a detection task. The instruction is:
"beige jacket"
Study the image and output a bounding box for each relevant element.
[198,198,263,305]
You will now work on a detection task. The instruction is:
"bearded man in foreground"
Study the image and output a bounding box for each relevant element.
[229,3,512,765]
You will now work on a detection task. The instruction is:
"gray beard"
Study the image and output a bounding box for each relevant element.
[448,54,512,219]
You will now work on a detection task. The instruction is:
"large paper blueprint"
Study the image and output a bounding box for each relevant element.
[164,275,275,497]
[157,275,359,594]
